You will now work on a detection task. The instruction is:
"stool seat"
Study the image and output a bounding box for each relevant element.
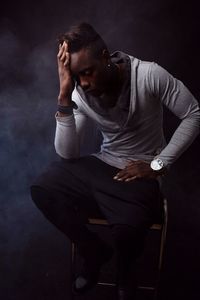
[88,218,162,230]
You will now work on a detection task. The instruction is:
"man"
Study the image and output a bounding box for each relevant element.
[30,23,200,299]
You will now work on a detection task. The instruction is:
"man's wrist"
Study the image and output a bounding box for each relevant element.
[57,101,78,116]
[150,158,164,171]
[58,93,72,105]
[150,158,167,177]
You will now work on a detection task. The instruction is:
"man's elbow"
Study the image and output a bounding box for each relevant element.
[54,143,79,159]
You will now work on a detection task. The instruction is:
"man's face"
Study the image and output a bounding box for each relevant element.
[70,48,110,97]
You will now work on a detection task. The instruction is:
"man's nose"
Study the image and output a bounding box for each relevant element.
[79,77,90,90]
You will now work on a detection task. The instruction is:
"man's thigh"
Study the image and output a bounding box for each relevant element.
[32,156,161,227]
[93,177,161,229]
[31,156,103,216]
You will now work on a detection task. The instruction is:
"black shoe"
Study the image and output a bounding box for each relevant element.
[72,238,113,294]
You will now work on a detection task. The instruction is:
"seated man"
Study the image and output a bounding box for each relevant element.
[30,23,200,300]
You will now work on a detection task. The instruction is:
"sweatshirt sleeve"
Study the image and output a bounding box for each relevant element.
[54,110,88,159]
[54,88,102,159]
[148,63,200,166]
[54,86,90,159]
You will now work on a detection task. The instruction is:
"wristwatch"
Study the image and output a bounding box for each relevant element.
[150,158,164,171]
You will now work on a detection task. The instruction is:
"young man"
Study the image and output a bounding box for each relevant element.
[30,23,200,300]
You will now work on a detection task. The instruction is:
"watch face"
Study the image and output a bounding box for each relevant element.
[150,159,164,171]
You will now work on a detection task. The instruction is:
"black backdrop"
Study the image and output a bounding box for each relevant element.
[0,0,200,299]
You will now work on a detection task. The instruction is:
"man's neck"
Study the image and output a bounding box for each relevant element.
[101,62,126,108]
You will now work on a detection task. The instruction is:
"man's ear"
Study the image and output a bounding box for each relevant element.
[102,49,110,63]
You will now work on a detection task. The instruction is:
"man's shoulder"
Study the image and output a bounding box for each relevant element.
[124,53,154,73]
[131,55,155,69]
[112,50,157,76]
[127,55,157,84]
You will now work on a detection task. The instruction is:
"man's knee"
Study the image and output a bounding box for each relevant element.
[30,161,67,207]
[30,185,50,210]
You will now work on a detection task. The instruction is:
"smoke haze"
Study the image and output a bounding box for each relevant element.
[0,1,200,299]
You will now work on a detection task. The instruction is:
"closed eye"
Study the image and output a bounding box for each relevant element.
[80,68,93,76]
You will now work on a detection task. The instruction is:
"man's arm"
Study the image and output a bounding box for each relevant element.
[54,109,88,158]
[149,63,200,166]
[54,41,86,158]
[114,63,200,182]
[55,41,102,158]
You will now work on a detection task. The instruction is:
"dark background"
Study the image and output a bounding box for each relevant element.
[0,0,200,299]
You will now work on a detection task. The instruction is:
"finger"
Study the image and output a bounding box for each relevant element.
[113,167,135,178]
[57,45,65,59]
[63,52,70,66]
[60,50,67,62]
[63,41,69,51]
[64,59,69,67]
[58,41,68,57]
[113,170,126,179]
[113,172,131,181]
[57,49,63,59]
[60,50,68,62]
[115,167,135,176]
[125,176,138,182]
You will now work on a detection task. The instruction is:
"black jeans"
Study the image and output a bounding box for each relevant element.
[30,156,161,285]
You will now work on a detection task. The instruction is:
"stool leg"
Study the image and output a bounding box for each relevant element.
[154,201,168,300]
[70,243,75,300]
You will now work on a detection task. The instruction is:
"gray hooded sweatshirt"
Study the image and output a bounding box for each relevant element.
[54,52,200,169]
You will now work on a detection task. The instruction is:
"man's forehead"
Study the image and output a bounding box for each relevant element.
[70,48,96,74]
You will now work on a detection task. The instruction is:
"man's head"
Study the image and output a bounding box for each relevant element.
[58,22,108,58]
[58,23,117,97]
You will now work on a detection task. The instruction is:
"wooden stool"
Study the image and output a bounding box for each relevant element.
[71,198,168,299]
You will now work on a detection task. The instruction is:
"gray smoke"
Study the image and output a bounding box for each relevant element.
[0,0,200,299]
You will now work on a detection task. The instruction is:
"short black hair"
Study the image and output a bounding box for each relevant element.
[58,22,108,57]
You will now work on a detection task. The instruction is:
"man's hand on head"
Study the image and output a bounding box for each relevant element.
[57,41,74,104]
[113,160,165,182]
